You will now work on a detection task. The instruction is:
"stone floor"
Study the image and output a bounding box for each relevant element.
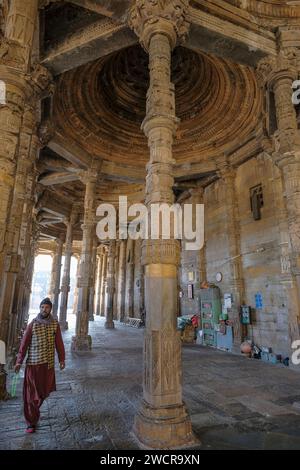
[1,314,300,450]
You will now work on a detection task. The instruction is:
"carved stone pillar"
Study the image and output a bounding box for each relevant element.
[134,239,143,319]
[59,208,78,330]
[117,240,126,322]
[125,238,134,321]
[50,236,64,320]
[113,241,120,320]
[95,249,103,316]
[128,0,195,448]
[257,38,300,349]
[100,248,108,317]
[88,235,98,321]
[0,0,39,400]
[216,159,244,349]
[105,240,116,329]
[72,253,80,315]
[72,163,98,351]
[190,188,207,284]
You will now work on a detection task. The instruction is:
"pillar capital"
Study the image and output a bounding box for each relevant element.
[215,156,236,181]
[256,52,298,91]
[128,0,190,51]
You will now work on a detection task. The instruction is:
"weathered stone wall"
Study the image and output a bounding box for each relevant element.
[180,156,290,357]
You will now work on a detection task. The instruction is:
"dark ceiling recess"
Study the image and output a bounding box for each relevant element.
[42,1,103,53]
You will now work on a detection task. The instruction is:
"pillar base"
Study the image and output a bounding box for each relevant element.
[0,367,10,401]
[59,321,68,331]
[71,335,92,351]
[133,400,199,449]
[105,320,115,329]
[89,314,95,322]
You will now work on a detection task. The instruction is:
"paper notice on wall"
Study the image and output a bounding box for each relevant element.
[224,293,232,309]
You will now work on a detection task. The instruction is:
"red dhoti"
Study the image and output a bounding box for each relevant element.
[23,364,56,426]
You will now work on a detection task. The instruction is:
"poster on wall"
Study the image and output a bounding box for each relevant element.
[255,292,263,309]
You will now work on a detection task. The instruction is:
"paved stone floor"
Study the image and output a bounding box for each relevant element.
[1,314,300,450]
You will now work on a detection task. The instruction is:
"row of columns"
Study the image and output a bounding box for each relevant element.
[0,0,52,399]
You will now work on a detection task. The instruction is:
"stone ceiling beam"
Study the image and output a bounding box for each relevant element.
[187,5,277,67]
[41,18,137,75]
[39,171,80,186]
[48,133,92,169]
[68,0,131,20]
[38,192,72,217]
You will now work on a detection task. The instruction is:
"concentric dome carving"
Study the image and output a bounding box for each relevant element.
[54,45,261,168]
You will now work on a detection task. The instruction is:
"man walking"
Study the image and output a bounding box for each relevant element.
[14,297,65,433]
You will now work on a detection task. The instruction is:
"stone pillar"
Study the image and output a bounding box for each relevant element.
[100,248,108,317]
[117,240,126,322]
[216,159,244,349]
[95,249,103,316]
[113,242,120,320]
[125,238,134,320]
[72,163,98,351]
[0,0,39,400]
[189,187,207,284]
[88,236,98,321]
[134,239,143,319]
[105,240,116,329]
[257,37,300,352]
[7,139,39,354]
[59,208,78,330]
[128,0,195,448]
[72,254,80,315]
[50,236,64,320]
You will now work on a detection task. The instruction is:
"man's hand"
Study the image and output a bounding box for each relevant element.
[59,362,65,370]
[14,364,21,374]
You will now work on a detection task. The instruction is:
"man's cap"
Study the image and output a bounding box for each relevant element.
[40,297,53,308]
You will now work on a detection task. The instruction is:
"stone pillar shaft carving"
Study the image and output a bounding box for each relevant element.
[117,240,126,322]
[50,237,64,320]
[100,248,108,317]
[105,240,116,329]
[59,208,77,330]
[129,0,195,448]
[125,238,134,320]
[72,164,98,351]
[257,39,300,347]
[216,161,244,347]
[0,2,39,382]
[88,235,98,321]
[95,250,103,316]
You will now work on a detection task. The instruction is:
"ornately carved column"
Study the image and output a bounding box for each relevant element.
[50,235,64,320]
[113,241,120,320]
[0,0,39,400]
[117,240,126,321]
[88,235,98,321]
[257,36,300,349]
[72,253,80,315]
[95,248,103,316]
[59,208,78,330]
[72,163,99,351]
[128,0,196,449]
[100,247,108,317]
[125,238,134,321]
[105,240,116,329]
[216,158,244,349]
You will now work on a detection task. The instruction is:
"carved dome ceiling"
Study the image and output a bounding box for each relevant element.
[54,44,262,168]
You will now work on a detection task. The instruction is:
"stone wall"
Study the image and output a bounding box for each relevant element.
[180,155,290,357]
